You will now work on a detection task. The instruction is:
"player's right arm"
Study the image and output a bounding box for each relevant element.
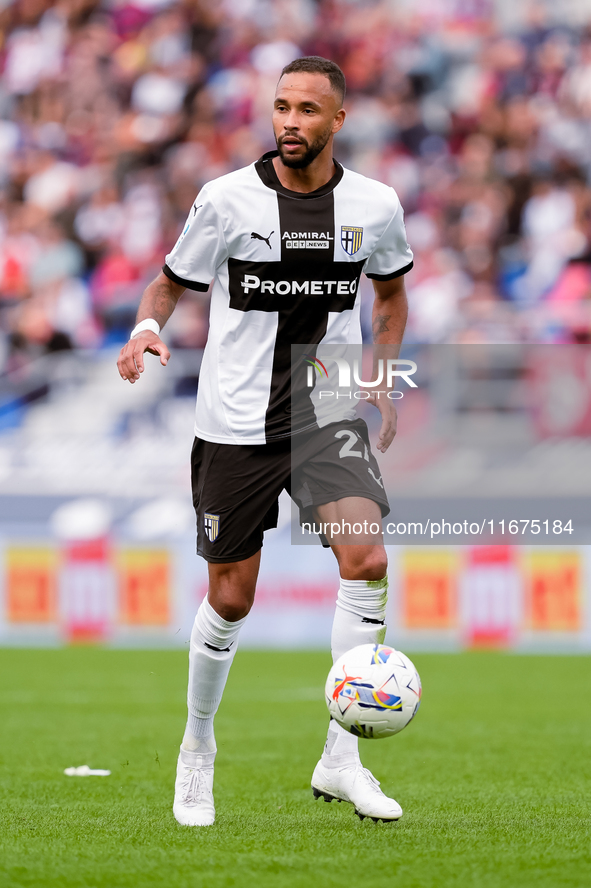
[117,272,185,384]
[119,184,225,383]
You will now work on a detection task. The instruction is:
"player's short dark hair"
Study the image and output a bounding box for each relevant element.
[279,57,346,105]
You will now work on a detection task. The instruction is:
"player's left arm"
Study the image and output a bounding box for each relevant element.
[367,274,408,453]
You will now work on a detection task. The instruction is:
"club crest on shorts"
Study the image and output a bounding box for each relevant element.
[341,226,363,255]
[204,512,220,543]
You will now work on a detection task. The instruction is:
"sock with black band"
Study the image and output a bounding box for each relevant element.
[322,576,388,767]
[181,597,247,764]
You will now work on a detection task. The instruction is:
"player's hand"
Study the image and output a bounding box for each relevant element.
[117,331,170,383]
[366,392,397,452]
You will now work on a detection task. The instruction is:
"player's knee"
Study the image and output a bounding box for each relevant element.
[208,574,255,621]
[207,558,258,621]
[210,590,253,622]
[221,602,251,621]
[339,547,388,582]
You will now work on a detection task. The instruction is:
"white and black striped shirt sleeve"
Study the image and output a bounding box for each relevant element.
[163,186,228,292]
[363,197,413,281]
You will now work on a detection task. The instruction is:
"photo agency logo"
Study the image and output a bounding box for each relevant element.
[303,354,418,400]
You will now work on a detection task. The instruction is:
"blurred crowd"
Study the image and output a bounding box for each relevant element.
[2,0,591,374]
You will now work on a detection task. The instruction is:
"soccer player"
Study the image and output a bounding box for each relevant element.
[117,57,413,826]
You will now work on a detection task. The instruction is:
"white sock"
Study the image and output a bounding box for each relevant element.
[331,577,388,659]
[323,576,388,766]
[181,597,247,761]
[180,730,217,767]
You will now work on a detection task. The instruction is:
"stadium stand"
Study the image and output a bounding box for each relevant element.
[2,0,591,500]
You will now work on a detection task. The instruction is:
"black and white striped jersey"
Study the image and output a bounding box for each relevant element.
[163,151,413,445]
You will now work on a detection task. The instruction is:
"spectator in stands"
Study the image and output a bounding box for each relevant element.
[1,0,591,366]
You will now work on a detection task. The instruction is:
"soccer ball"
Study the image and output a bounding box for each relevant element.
[325,644,422,739]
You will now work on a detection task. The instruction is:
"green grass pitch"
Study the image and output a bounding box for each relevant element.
[0,648,589,888]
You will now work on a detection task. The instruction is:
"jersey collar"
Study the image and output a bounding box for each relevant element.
[255,150,344,199]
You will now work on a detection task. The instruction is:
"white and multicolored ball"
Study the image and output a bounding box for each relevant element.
[325,644,422,739]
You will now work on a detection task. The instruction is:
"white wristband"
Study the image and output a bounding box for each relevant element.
[130,318,160,339]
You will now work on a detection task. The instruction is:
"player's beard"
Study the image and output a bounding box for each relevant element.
[276,125,333,169]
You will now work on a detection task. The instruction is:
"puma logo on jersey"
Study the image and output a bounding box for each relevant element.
[251,230,274,249]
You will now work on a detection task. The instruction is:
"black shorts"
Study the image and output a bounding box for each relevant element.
[191,418,390,563]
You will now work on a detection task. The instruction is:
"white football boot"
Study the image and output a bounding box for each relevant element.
[311,759,403,822]
[173,749,215,826]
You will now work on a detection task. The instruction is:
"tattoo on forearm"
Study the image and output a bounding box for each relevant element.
[152,284,175,326]
[372,314,391,341]
[139,281,181,328]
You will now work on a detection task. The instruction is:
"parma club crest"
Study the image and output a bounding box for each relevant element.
[204,512,220,542]
[341,226,363,255]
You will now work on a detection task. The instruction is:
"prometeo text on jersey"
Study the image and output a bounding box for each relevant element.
[228,257,366,313]
[241,275,357,295]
